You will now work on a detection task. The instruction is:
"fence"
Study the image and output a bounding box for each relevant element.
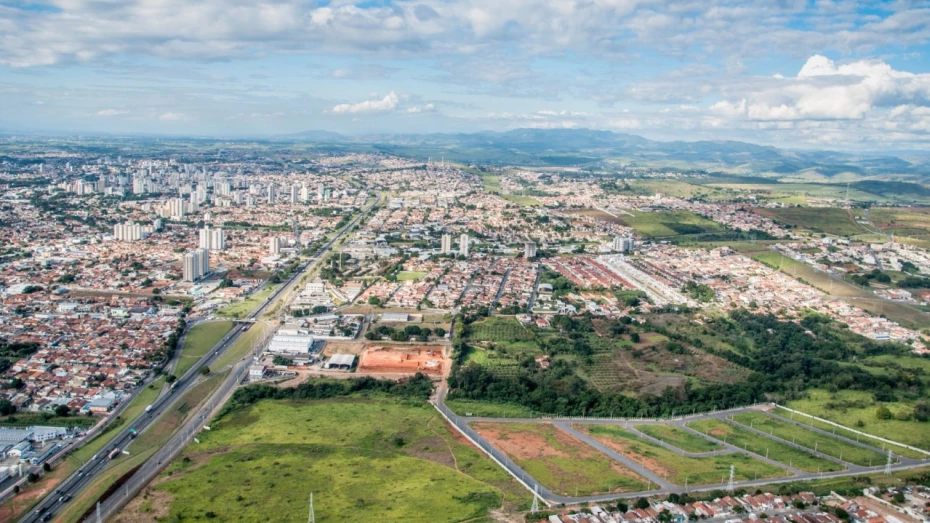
[773,404,930,458]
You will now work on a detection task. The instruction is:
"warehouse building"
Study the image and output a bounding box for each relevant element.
[266,334,315,355]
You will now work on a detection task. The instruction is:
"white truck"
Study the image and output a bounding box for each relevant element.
[145,404,154,413]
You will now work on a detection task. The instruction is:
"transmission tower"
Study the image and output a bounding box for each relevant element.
[96,502,102,523]
[726,464,735,493]
[885,449,893,475]
[308,492,316,523]
[530,484,540,513]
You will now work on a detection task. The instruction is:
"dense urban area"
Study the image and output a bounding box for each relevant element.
[0,138,929,523]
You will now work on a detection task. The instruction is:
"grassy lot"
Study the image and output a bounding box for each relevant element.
[687,419,844,473]
[59,447,159,523]
[501,194,541,206]
[581,425,786,486]
[216,285,276,318]
[754,207,868,237]
[175,320,233,376]
[635,424,723,453]
[396,270,428,281]
[472,422,647,496]
[783,389,930,454]
[213,322,268,371]
[730,412,886,466]
[481,174,502,193]
[615,210,725,238]
[447,399,538,418]
[120,397,528,522]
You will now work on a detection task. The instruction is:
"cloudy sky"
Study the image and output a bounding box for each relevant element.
[1,0,929,150]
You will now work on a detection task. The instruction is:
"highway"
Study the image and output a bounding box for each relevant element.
[20,196,378,523]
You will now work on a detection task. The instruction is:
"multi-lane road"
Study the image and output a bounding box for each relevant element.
[19,197,377,523]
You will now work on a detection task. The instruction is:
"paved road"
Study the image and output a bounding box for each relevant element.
[20,197,378,523]
[433,394,930,506]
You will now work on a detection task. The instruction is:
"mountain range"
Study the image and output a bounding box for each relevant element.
[277,128,930,180]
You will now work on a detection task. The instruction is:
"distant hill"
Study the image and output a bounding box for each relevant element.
[273,128,930,179]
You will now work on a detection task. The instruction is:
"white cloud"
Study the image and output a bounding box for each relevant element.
[711,55,930,121]
[406,103,435,113]
[159,112,185,121]
[332,92,399,114]
[96,109,127,116]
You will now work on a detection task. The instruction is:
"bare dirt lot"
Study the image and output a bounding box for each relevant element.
[359,345,446,375]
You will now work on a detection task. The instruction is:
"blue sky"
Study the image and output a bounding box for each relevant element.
[1,0,929,150]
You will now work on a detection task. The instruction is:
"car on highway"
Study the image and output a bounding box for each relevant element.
[41,513,54,522]
[59,494,72,502]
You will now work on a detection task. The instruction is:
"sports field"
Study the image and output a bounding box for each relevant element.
[580,425,786,486]
[472,422,647,496]
[729,412,886,466]
[117,398,529,522]
[687,419,844,473]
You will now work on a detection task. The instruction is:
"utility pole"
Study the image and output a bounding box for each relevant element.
[531,484,540,513]
[727,464,735,493]
[885,449,893,476]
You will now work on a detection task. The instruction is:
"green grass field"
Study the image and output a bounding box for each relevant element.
[687,419,844,473]
[616,210,725,238]
[446,398,538,418]
[582,425,786,486]
[216,285,276,318]
[396,270,428,281]
[213,322,268,371]
[635,424,723,453]
[783,389,930,454]
[473,422,647,496]
[130,397,529,522]
[175,320,233,376]
[754,207,868,237]
[729,412,886,466]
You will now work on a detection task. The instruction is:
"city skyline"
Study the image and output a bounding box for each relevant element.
[1,1,929,150]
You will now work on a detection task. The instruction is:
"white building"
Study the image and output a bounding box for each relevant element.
[612,236,635,253]
[183,249,210,282]
[525,241,537,259]
[459,233,469,257]
[441,233,452,254]
[199,225,225,251]
[266,334,314,355]
[269,236,283,255]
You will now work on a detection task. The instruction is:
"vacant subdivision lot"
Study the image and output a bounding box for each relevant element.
[687,419,844,473]
[472,422,648,496]
[578,425,786,486]
[635,424,723,453]
[730,412,888,467]
[116,397,529,522]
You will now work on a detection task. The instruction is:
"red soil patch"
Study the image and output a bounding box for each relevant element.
[358,346,445,375]
[576,426,673,478]
[473,423,570,461]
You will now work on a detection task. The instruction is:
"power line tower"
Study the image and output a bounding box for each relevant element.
[96,502,102,523]
[726,464,735,493]
[885,449,893,475]
[308,492,316,523]
[530,484,540,513]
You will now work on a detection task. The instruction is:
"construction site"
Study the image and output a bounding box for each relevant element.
[358,345,447,375]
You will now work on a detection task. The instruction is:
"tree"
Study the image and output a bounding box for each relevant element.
[876,406,893,420]
[0,399,15,416]
[630,332,641,343]
[54,405,70,417]
[43,462,51,472]
[199,366,211,376]
[635,497,650,510]
[368,296,381,306]
[165,374,177,384]
[434,327,446,337]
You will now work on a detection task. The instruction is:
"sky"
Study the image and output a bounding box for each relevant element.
[1,0,930,151]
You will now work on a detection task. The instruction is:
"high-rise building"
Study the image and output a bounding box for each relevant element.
[290,185,299,204]
[197,247,210,276]
[113,222,148,241]
[459,234,469,257]
[300,184,310,202]
[199,225,225,251]
[441,233,452,254]
[269,236,283,255]
[612,236,635,253]
[317,183,325,199]
[525,241,537,259]
[183,251,202,282]
[268,183,277,203]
